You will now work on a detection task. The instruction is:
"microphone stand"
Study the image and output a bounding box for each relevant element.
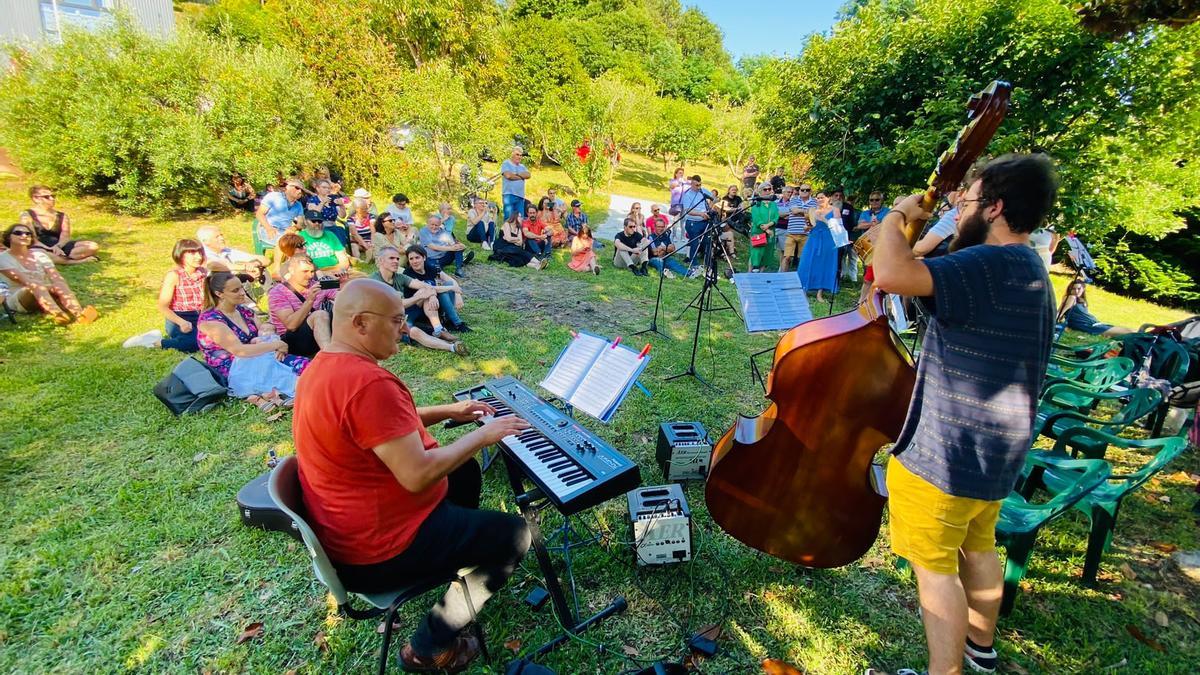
[631,192,714,340]
[665,200,757,388]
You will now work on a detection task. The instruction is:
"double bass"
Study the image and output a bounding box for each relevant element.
[705,81,1012,568]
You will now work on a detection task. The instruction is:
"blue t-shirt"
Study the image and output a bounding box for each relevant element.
[501,159,527,198]
[678,188,712,222]
[261,192,303,240]
[564,211,588,234]
[417,226,457,263]
[894,244,1055,501]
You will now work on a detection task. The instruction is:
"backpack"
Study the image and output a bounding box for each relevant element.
[154,357,228,415]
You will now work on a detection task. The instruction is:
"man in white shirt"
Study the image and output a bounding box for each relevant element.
[196,225,269,280]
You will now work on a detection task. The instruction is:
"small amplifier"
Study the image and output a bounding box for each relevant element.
[627,485,692,566]
[656,421,712,481]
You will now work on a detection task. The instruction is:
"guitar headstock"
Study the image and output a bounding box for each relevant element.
[927,80,1012,197]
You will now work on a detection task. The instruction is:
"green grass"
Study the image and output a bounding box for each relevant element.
[1,160,1198,674]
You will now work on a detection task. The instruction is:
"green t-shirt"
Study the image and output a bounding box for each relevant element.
[300,229,344,269]
[370,269,415,293]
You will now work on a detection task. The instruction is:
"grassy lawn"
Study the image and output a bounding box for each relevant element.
[1,161,1197,674]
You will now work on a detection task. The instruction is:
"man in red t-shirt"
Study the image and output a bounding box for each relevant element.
[294,279,530,673]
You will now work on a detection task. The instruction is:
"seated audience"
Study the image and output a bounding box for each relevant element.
[1057,279,1133,337]
[373,213,416,254]
[0,223,96,324]
[645,204,669,239]
[272,231,307,280]
[419,214,474,277]
[345,189,375,262]
[300,212,352,274]
[385,193,414,227]
[404,245,470,333]
[256,177,306,247]
[718,185,746,231]
[196,225,269,281]
[19,185,100,264]
[564,200,589,241]
[267,257,334,358]
[227,172,257,213]
[371,246,467,356]
[546,187,566,215]
[567,225,600,275]
[305,179,347,224]
[437,202,459,235]
[613,218,650,276]
[465,198,497,250]
[198,271,309,406]
[521,204,551,257]
[292,278,530,672]
[647,225,687,278]
[489,214,546,269]
[539,197,567,247]
[123,239,208,350]
[626,202,647,236]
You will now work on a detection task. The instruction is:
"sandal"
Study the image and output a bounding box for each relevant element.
[76,305,99,324]
[246,395,277,414]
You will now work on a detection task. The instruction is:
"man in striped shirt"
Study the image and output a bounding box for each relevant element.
[777,183,817,272]
[872,154,1058,675]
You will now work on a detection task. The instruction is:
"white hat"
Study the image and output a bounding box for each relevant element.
[352,188,371,199]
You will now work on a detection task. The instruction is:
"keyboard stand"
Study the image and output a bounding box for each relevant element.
[502,452,627,660]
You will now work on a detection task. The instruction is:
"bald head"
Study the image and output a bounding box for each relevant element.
[332,278,406,360]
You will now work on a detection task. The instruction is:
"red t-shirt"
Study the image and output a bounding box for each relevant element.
[523,217,545,237]
[646,213,669,235]
[293,351,447,565]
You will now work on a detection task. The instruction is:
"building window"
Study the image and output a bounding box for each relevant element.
[40,0,116,40]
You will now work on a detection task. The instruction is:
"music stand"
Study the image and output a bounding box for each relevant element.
[732,273,813,333]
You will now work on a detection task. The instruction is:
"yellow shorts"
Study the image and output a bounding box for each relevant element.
[886,459,1001,575]
[783,233,807,258]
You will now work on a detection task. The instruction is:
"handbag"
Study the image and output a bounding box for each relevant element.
[154,357,228,415]
[668,204,682,216]
[750,233,768,247]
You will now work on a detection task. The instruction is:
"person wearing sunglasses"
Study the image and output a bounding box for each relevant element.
[0,223,97,324]
[19,185,100,265]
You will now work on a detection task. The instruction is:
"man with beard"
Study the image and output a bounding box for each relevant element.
[870,154,1057,675]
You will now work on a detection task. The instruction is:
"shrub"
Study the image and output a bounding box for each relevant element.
[0,18,326,214]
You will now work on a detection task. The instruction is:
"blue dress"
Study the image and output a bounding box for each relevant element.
[797,210,840,294]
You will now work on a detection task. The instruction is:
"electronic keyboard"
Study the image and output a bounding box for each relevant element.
[453,376,641,514]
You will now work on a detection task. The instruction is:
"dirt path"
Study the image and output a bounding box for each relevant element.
[458,259,644,335]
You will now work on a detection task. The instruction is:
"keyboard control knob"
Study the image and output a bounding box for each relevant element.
[556,420,568,428]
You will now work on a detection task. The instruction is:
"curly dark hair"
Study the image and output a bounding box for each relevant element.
[976,154,1059,234]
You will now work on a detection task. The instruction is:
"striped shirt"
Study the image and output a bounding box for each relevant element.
[894,244,1055,501]
[779,196,818,235]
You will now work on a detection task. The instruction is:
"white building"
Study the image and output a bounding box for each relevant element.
[0,0,174,46]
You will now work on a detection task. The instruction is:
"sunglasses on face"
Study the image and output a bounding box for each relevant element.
[12,230,33,236]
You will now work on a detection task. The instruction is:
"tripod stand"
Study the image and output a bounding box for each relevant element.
[665,211,745,388]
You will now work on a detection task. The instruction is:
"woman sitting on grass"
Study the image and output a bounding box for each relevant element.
[19,185,100,265]
[1057,279,1133,337]
[567,224,600,275]
[404,244,470,333]
[123,239,208,351]
[0,223,97,325]
[372,212,415,253]
[197,271,309,411]
[490,213,546,270]
[271,232,307,280]
[539,197,567,247]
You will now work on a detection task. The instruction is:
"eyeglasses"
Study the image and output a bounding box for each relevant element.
[799,189,811,192]
[960,198,990,207]
[869,198,882,202]
[34,194,54,199]
[357,310,407,326]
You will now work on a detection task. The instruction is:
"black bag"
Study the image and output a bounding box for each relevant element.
[236,470,301,540]
[154,357,227,415]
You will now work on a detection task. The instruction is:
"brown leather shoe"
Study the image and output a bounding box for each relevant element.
[399,634,480,673]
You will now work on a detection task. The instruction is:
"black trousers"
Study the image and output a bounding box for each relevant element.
[335,460,531,656]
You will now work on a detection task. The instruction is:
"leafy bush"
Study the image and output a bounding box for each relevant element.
[0,18,326,214]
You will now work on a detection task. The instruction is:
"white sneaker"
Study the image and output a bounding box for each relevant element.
[664,270,676,279]
[123,329,162,348]
[482,241,493,251]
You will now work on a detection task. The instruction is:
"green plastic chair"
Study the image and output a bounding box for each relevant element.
[1036,383,1163,454]
[1043,357,1135,409]
[1052,337,1119,361]
[268,456,488,675]
[995,453,1111,615]
[1022,429,1189,586]
[251,218,270,255]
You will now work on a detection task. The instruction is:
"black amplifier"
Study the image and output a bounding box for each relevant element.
[655,421,712,481]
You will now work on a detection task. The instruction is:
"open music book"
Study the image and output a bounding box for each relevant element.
[539,331,650,423]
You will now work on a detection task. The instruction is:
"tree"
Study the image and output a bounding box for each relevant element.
[758,0,1200,303]
[1077,0,1200,34]
[647,98,713,168]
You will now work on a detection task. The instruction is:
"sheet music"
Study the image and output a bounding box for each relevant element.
[569,345,644,420]
[539,332,608,400]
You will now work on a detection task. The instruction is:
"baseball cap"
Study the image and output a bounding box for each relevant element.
[570,199,582,207]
